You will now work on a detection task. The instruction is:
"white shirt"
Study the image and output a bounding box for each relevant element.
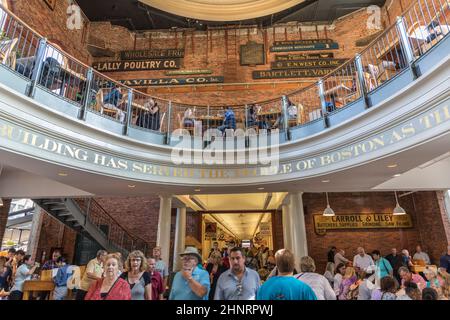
[353,254,374,271]
[413,252,430,264]
[333,273,343,296]
[334,252,349,266]
[295,273,336,300]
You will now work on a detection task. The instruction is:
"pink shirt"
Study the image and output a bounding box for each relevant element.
[402,273,426,290]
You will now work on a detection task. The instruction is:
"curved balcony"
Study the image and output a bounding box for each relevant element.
[0,0,449,194]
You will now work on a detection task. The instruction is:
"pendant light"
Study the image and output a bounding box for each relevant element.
[0,198,3,207]
[393,191,406,215]
[323,192,335,216]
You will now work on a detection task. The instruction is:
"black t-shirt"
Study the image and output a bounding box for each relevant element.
[120,271,151,289]
[440,254,450,273]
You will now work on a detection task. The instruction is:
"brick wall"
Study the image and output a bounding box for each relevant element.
[302,191,447,273]
[7,0,91,63]
[35,212,77,264]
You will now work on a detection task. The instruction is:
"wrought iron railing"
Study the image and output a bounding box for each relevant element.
[0,0,448,142]
[75,198,149,256]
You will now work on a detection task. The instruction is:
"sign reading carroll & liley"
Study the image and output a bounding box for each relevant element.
[314,214,413,235]
[119,76,224,87]
[92,59,181,72]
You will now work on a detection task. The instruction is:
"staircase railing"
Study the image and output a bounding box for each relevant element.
[74,198,150,256]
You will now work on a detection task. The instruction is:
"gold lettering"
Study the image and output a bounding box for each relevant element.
[117,159,128,170]
[94,154,106,166]
[420,115,433,128]
[132,163,143,173]
[401,123,416,137]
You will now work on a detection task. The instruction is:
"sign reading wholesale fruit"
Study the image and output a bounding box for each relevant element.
[275,53,334,61]
[271,59,347,70]
[92,59,181,72]
[253,69,333,79]
[313,214,413,235]
[271,39,339,52]
[120,49,185,60]
[119,76,224,87]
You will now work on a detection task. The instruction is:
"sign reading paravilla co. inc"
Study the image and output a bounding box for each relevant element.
[92,59,181,72]
[314,214,413,235]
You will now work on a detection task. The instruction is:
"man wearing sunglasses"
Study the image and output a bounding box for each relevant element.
[214,247,261,300]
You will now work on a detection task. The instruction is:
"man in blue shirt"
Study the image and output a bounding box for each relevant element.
[257,249,317,300]
[439,245,450,274]
[218,106,236,136]
[169,247,210,300]
[214,247,260,300]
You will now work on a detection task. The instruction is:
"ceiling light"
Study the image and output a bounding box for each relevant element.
[258,187,265,190]
[393,174,401,177]
[323,192,335,217]
[393,191,406,215]
[58,172,68,177]
[194,189,201,192]
[322,180,330,183]
[128,185,136,188]
[0,198,3,207]
[387,164,398,168]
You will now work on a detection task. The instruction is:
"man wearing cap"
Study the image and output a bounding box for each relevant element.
[169,247,210,300]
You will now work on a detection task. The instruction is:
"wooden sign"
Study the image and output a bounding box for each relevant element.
[313,214,413,235]
[275,53,334,61]
[271,41,339,52]
[271,59,347,70]
[119,76,224,87]
[166,69,212,76]
[240,41,265,65]
[43,0,56,10]
[253,69,333,79]
[92,59,181,72]
[120,49,185,60]
[205,222,217,238]
[273,39,336,46]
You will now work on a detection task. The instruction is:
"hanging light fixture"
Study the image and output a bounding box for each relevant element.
[323,192,335,216]
[393,191,406,215]
[0,198,3,207]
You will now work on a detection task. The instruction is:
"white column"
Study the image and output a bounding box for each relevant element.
[281,203,292,251]
[157,195,172,269]
[288,192,308,269]
[173,207,186,272]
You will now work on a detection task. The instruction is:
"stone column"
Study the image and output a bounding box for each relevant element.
[281,203,292,251]
[0,198,11,247]
[172,207,186,272]
[157,195,172,269]
[288,192,308,269]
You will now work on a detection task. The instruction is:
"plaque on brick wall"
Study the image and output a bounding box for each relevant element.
[271,59,347,70]
[313,214,413,235]
[275,53,334,61]
[92,59,181,72]
[270,39,339,52]
[253,69,333,79]
[120,49,185,60]
[119,76,224,87]
[240,41,265,66]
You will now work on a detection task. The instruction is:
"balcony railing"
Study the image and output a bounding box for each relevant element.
[0,0,448,144]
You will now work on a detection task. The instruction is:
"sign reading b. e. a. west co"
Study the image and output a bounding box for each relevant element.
[92,59,181,72]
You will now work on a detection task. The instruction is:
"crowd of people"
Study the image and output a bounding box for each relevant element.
[0,243,449,300]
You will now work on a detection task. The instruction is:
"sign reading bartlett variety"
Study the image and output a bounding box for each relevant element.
[271,59,347,70]
[120,49,185,60]
[313,214,413,235]
[119,76,224,87]
[253,69,333,79]
[271,39,339,52]
[275,53,334,61]
[240,41,265,65]
[92,59,181,72]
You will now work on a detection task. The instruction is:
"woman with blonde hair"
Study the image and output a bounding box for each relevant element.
[424,266,444,298]
[338,267,357,300]
[120,250,152,300]
[85,253,130,300]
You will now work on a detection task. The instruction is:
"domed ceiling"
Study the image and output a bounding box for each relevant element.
[138,0,306,21]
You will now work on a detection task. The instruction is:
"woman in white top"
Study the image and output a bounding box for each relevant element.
[9,255,39,300]
[333,263,346,298]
